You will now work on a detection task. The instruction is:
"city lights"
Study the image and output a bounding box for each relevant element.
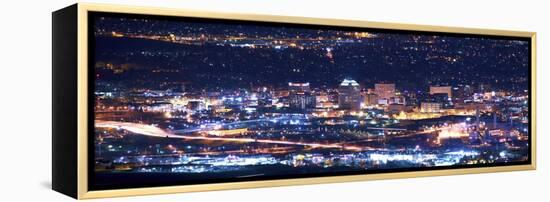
[91,15,531,188]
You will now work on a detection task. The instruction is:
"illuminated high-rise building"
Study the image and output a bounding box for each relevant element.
[374,83,396,100]
[288,82,315,110]
[288,82,311,93]
[430,86,452,98]
[289,91,316,109]
[338,79,361,110]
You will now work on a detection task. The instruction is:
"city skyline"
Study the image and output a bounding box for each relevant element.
[91,14,531,190]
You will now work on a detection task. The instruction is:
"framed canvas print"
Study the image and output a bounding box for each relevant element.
[52,3,536,199]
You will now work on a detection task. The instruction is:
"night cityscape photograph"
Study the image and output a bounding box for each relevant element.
[91,14,531,189]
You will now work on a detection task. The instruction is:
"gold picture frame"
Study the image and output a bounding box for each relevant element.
[52,3,536,199]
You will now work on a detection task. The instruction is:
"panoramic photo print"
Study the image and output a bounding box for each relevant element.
[91,14,531,189]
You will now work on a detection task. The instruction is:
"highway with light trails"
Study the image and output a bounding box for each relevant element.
[94,120,395,152]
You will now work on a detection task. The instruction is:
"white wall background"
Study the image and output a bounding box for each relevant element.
[0,0,546,201]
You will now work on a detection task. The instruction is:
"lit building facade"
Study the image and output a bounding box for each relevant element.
[289,91,316,109]
[288,82,315,110]
[288,82,311,93]
[338,79,361,110]
[364,93,379,106]
[374,83,396,100]
[420,102,442,113]
[430,86,452,98]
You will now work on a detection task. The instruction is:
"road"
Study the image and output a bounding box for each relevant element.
[95,120,367,151]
